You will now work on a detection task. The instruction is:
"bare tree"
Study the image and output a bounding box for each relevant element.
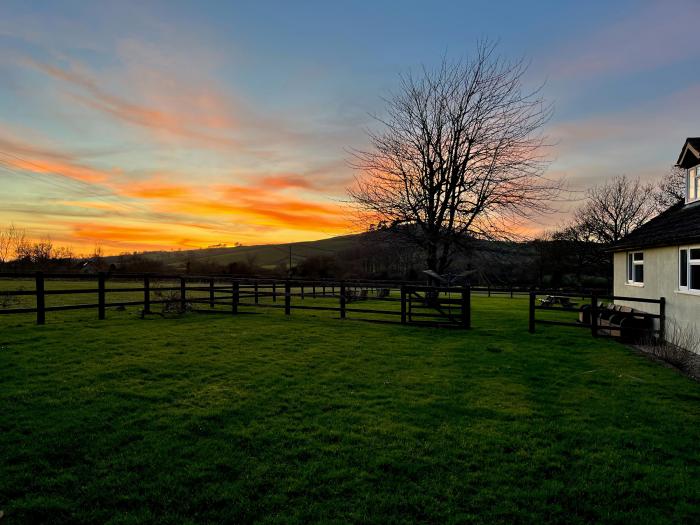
[0,225,76,270]
[13,227,31,262]
[573,175,656,244]
[0,224,30,263]
[0,227,9,264]
[348,42,561,273]
[655,165,686,210]
[90,246,106,270]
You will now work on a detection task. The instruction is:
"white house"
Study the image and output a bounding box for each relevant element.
[612,137,700,346]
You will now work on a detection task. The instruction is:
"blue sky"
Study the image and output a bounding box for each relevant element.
[1,0,698,252]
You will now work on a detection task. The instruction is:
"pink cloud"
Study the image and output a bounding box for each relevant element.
[27,59,246,150]
[550,0,700,79]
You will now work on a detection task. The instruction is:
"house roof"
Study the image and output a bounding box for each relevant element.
[612,201,700,251]
[676,137,700,169]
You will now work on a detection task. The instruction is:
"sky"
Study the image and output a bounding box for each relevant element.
[1,0,700,255]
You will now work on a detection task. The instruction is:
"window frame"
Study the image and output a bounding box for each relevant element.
[688,167,699,203]
[626,251,644,286]
[679,246,700,293]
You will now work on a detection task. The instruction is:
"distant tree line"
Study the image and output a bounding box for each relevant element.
[0,225,79,272]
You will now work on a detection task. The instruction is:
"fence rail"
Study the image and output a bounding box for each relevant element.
[528,290,665,340]
[0,272,472,329]
[4,273,636,338]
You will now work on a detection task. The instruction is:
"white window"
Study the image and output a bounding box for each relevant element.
[626,251,644,285]
[688,168,699,203]
[679,246,700,292]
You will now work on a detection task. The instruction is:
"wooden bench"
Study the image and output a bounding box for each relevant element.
[579,303,654,341]
[539,295,578,308]
[345,288,368,303]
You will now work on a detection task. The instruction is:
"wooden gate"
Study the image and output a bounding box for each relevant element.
[402,285,470,328]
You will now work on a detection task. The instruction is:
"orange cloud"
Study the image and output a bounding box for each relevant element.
[115,179,193,199]
[69,222,224,249]
[27,59,243,149]
[1,100,353,253]
[169,198,350,232]
[0,133,110,183]
[1,155,108,184]
[257,173,317,190]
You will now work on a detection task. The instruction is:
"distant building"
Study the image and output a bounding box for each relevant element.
[612,137,700,344]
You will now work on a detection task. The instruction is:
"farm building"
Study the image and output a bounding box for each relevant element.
[612,137,700,348]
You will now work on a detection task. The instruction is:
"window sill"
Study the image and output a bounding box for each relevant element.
[625,282,645,288]
[675,289,700,296]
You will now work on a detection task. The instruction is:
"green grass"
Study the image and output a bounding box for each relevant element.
[1,296,699,524]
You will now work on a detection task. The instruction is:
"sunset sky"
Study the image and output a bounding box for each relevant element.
[2,0,700,254]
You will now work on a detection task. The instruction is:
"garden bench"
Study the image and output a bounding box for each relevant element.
[579,303,654,341]
[539,295,578,308]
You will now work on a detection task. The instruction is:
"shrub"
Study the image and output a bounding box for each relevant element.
[639,320,700,380]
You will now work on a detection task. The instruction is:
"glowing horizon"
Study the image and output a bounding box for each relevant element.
[2,1,700,255]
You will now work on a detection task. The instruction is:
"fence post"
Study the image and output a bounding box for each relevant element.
[98,271,106,320]
[180,276,186,313]
[528,291,535,333]
[462,285,471,329]
[231,281,239,314]
[340,281,346,319]
[272,282,277,302]
[284,281,291,315]
[488,285,491,298]
[35,271,45,325]
[400,285,407,324]
[659,296,666,342]
[301,282,305,300]
[590,294,598,337]
[322,284,326,297]
[510,286,513,299]
[209,278,215,308]
[144,275,150,314]
[254,281,259,305]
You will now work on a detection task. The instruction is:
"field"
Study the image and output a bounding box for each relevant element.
[1,293,699,524]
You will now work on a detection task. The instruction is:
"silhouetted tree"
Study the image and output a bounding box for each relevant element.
[0,224,78,271]
[573,175,657,244]
[655,165,686,210]
[115,253,166,273]
[89,246,108,271]
[348,41,561,273]
[297,255,339,278]
[552,223,608,287]
[0,225,13,264]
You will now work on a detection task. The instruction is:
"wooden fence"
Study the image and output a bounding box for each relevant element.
[0,272,472,329]
[528,290,665,340]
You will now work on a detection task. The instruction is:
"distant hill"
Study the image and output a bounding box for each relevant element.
[24,229,611,287]
[105,234,363,272]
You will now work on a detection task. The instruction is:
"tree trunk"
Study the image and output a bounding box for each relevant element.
[426,240,439,272]
[437,243,452,275]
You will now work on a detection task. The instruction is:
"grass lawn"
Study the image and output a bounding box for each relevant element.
[1,296,699,524]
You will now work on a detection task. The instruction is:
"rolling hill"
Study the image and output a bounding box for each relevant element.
[106,234,363,271]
